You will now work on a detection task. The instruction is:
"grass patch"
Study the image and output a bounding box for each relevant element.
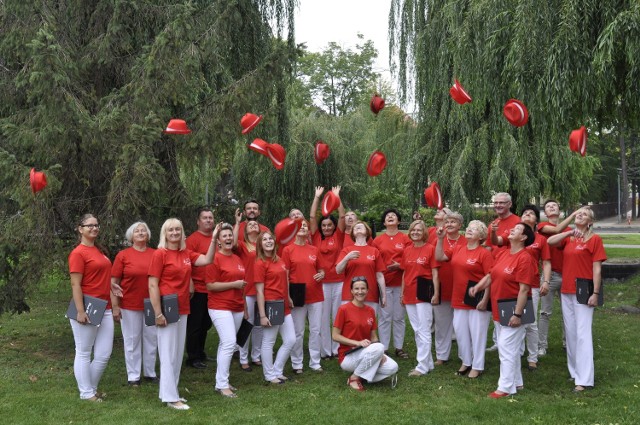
[605,248,640,259]
[1,278,639,425]
[600,234,640,245]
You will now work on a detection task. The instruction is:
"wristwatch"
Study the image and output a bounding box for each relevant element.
[512,313,522,318]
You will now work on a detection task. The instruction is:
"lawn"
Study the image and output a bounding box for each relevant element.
[605,247,640,259]
[1,277,639,425]
[599,233,640,245]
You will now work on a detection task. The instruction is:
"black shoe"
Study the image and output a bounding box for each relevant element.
[128,379,141,387]
[186,360,207,369]
[143,376,159,383]
[204,356,216,362]
[232,351,240,359]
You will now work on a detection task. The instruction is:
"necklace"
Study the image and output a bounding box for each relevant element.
[446,235,460,249]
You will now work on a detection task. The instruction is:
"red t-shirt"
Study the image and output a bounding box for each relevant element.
[282,244,324,304]
[373,232,412,287]
[235,241,257,296]
[525,233,551,287]
[450,244,493,310]
[400,244,439,304]
[253,257,291,315]
[436,236,466,302]
[111,247,156,310]
[185,231,212,293]
[311,229,345,283]
[337,245,386,302]
[489,249,537,322]
[538,221,571,273]
[486,214,521,258]
[334,302,377,364]
[68,244,112,308]
[559,235,607,294]
[427,226,438,245]
[148,248,200,315]
[205,251,245,312]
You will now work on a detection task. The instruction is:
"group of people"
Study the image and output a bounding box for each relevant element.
[67,190,605,408]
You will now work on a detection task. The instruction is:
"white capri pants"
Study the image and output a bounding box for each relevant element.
[209,309,243,390]
[120,308,157,381]
[495,321,526,395]
[291,302,323,370]
[70,310,114,399]
[522,288,540,363]
[321,282,343,357]
[261,314,296,381]
[433,301,454,361]
[340,342,398,383]
[378,286,406,351]
[157,315,187,403]
[453,308,491,371]
[239,295,263,364]
[405,303,434,374]
[561,294,595,387]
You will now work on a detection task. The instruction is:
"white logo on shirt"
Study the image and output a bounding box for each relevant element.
[367,255,375,261]
[309,255,317,262]
[184,258,191,266]
[395,243,404,249]
[417,256,427,265]
[238,265,245,272]
[576,244,586,251]
[328,239,334,246]
[466,258,477,265]
[367,317,374,326]
[503,267,514,274]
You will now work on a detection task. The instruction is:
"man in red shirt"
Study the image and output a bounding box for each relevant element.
[238,199,270,236]
[185,207,215,369]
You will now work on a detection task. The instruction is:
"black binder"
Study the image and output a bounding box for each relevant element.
[464,280,483,307]
[576,278,604,306]
[143,294,180,326]
[254,300,285,325]
[236,318,255,346]
[289,283,306,307]
[416,277,435,303]
[66,295,108,326]
[497,297,534,326]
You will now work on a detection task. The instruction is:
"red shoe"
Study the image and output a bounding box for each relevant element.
[488,391,510,399]
[347,376,365,392]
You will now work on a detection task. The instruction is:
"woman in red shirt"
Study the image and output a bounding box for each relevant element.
[254,231,296,384]
[148,218,218,411]
[470,223,536,398]
[436,220,492,379]
[309,186,345,359]
[401,220,439,376]
[548,207,606,393]
[332,277,399,391]
[283,220,325,373]
[111,221,157,386]
[68,214,115,402]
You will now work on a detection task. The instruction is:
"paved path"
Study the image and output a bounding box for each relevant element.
[603,244,640,249]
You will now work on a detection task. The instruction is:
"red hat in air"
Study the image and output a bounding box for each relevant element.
[314,141,330,165]
[370,94,385,115]
[449,79,472,105]
[275,218,302,246]
[267,143,286,170]
[321,191,341,217]
[240,113,263,135]
[366,150,387,177]
[503,99,529,127]
[163,119,191,135]
[249,138,269,156]
[424,182,443,209]
[569,126,587,157]
[30,168,47,193]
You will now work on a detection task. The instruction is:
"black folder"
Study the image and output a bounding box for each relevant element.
[143,294,180,326]
[497,297,534,326]
[289,283,306,307]
[236,318,255,346]
[464,280,484,307]
[576,278,604,306]
[66,295,108,326]
[254,300,285,325]
[416,277,435,303]
[345,346,364,356]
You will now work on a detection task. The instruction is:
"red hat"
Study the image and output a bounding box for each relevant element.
[163,119,191,134]
[569,126,587,157]
[240,113,263,135]
[321,191,341,217]
[366,150,387,177]
[30,168,47,194]
[503,99,529,127]
[424,182,443,209]
[267,143,286,170]
[249,138,269,156]
[274,218,302,246]
[449,79,472,105]
[370,94,385,115]
[314,141,330,165]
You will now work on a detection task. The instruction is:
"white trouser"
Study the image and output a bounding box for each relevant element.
[70,310,114,399]
[340,342,399,383]
[157,315,187,403]
[291,302,323,370]
[378,286,406,351]
[120,309,157,381]
[321,282,343,356]
[209,309,243,390]
[522,288,540,363]
[453,309,491,371]
[405,303,434,374]
[538,271,565,350]
[261,314,296,381]
[239,295,263,364]
[495,321,526,394]
[433,301,454,361]
[561,294,595,387]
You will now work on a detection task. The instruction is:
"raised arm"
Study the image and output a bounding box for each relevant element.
[194,223,221,266]
[233,208,242,248]
[434,227,449,262]
[333,186,346,232]
[309,186,324,234]
[539,210,578,235]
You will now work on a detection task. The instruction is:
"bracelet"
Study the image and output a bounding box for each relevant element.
[260,315,267,319]
[543,281,550,284]
[512,313,522,318]
[156,313,164,319]
[593,292,600,295]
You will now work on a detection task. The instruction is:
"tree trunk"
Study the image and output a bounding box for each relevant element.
[619,131,628,221]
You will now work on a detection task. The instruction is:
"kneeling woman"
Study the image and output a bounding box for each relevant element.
[332,277,399,391]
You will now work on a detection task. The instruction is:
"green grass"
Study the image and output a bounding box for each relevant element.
[1,278,639,425]
[605,248,640,259]
[600,234,640,245]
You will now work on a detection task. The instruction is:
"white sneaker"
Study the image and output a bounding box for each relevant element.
[538,348,547,357]
[486,344,498,352]
[167,402,190,410]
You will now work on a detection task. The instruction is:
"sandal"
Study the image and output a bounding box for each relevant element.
[241,364,252,372]
[86,396,103,402]
[395,348,409,359]
[347,376,365,392]
[252,360,263,367]
[468,370,483,379]
[456,366,471,376]
[217,388,238,398]
[293,369,304,375]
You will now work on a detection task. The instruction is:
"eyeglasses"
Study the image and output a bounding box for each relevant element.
[80,224,100,229]
[493,201,510,205]
[351,276,368,283]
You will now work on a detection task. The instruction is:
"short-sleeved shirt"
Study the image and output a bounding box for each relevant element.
[538,222,571,273]
[148,248,201,315]
[69,244,112,308]
[111,247,156,310]
[337,245,386,302]
[435,236,466,302]
[559,235,607,294]
[489,249,537,322]
[253,257,291,315]
[525,233,551,287]
[486,214,521,258]
[205,251,245,312]
[373,232,412,287]
[235,241,257,296]
[311,229,344,283]
[334,302,377,364]
[400,244,439,304]
[450,244,493,310]
[282,244,323,304]
[185,231,212,293]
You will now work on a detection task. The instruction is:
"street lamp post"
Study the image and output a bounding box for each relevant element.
[617,168,621,224]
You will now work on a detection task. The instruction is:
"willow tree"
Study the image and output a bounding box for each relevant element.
[0,0,295,313]
[389,0,639,217]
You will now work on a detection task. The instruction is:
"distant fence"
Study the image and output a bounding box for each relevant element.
[586,203,618,220]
